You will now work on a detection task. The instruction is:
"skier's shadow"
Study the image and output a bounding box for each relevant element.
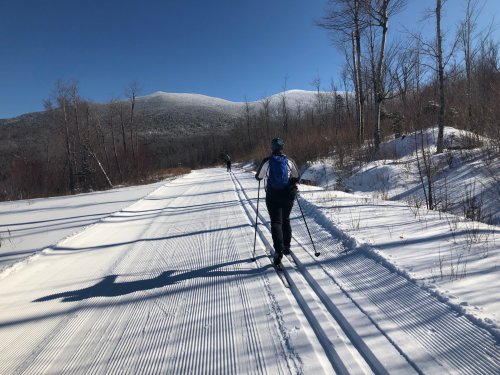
[34,257,269,303]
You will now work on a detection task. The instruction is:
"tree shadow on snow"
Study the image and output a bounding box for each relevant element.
[50,223,251,252]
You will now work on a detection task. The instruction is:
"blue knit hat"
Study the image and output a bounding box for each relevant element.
[271,138,284,152]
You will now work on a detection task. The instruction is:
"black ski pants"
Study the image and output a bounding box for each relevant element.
[265,189,295,254]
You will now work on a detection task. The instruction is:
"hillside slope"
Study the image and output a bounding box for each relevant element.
[302,127,500,225]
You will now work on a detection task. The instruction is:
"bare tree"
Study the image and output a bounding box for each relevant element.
[330,79,344,126]
[390,45,418,109]
[82,104,113,188]
[458,0,489,136]
[311,76,324,127]
[108,99,123,181]
[295,100,304,129]
[436,0,446,154]
[118,102,128,156]
[280,75,289,133]
[319,0,368,145]
[367,0,407,151]
[243,96,252,142]
[412,1,459,154]
[415,129,435,209]
[260,96,272,137]
[126,81,140,161]
[50,80,77,194]
[341,65,352,117]
[92,107,112,172]
[476,37,500,139]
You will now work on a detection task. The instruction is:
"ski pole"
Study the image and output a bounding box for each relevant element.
[296,195,320,257]
[251,180,261,261]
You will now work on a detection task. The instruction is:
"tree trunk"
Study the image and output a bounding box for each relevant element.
[129,93,136,161]
[354,2,365,144]
[94,115,111,171]
[352,31,362,145]
[119,103,127,155]
[62,102,75,194]
[436,0,445,154]
[374,0,389,152]
[85,145,113,188]
[109,114,123,181]
[415,130,429,208]
[462,0,476,135]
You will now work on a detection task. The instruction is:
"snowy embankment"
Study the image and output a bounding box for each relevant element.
[300,190,500,336]
[0,181,166,276]
[300,127,500,335]
[303,127,500,224]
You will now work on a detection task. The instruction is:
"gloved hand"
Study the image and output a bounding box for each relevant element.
[289,177,300,184]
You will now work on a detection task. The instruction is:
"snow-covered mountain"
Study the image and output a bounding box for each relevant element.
[137,91,243,114]
[137,89,322,114]
[0,89,322,175]
[132,89,322,136]
[0,90,322,138]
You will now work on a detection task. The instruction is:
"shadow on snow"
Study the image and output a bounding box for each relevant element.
[34,257,271,303]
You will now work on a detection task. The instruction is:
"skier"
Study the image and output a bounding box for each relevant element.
[255,138,300,266]
[226,156,232,172]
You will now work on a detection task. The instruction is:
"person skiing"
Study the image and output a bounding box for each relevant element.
[255,138,300,266]
[225,155,232,172]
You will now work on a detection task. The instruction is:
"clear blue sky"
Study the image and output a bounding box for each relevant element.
[0,0,498,118]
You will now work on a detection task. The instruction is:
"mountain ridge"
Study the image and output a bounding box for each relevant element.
[0,89,327,122]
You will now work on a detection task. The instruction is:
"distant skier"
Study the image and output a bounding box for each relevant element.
[226,155,232,172]
[255,138,300,266]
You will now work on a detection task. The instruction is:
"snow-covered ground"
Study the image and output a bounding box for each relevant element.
[0,181,166,275]
[300,189,500,335]
[303,127,500,223]
[0,167,498,374]
[300,126,500,335]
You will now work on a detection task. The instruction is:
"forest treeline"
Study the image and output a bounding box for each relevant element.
[0,0,498,201]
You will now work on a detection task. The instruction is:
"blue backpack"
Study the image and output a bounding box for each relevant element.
[267,154,289,189]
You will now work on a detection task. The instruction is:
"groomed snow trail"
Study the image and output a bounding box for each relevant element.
[1,168,498,374]
[232,168,500,375]
[0,170,332,375]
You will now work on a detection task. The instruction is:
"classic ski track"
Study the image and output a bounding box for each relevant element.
[232,169,500,374]
[1,170,329,374]
[291,199,500,374]
[231,171,378,374]
[325,253,500,374]
[0,175,270,373]
[229,172,312,374]
[13,181,193,375]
